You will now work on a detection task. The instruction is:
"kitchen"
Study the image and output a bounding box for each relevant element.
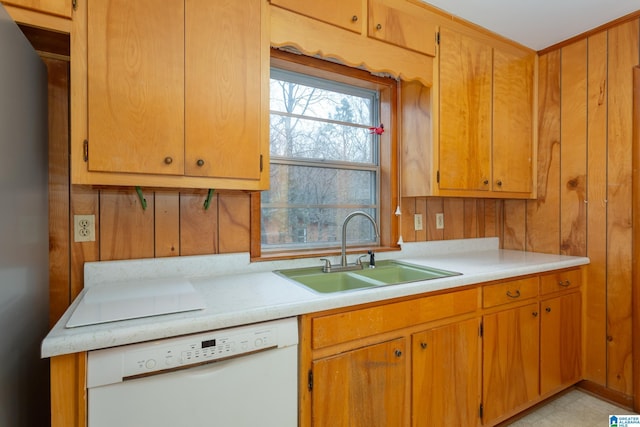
[2,0,640,426]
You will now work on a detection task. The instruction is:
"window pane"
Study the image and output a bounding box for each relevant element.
[270,114,374,163]
[262,207,378,249]
[262,164,377,249]
[270,73,373,126]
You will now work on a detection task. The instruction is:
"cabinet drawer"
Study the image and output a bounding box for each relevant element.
[312,288,478,349]
[540,268,581,295]
[483,277,538,308]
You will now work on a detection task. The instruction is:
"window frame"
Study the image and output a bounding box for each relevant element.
[250,49,399,260]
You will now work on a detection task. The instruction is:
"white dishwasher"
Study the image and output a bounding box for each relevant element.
[87,317,298,427]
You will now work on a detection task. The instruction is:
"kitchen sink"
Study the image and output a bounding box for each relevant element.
[275,260,461,293]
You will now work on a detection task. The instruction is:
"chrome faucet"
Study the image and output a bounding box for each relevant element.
[321,211,380,273]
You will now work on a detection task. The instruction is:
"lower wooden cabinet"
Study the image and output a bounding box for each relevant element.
[311,338,408,427]
[412,318,481,427]
[482,302,540,424]
[299,269,584,427]
[540,291,582,396]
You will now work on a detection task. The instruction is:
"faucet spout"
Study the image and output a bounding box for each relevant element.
[341,211,380,267]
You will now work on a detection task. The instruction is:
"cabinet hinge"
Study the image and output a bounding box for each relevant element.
[83,140,88,162]
[308,369,313,391]
[479,321,483,337]
[436,31,440,45]
[479,403,484,419]
[436,170,440,183]
[260,154,263,172]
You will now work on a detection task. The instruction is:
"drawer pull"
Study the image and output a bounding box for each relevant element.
[394,349,402,358]
[532,311,538,317]
[420,342,428,350]
[351,15,358,22]
[376,23,382,30]
[506,289,521,299]
[559,280,571,287]
[545,307,551,313]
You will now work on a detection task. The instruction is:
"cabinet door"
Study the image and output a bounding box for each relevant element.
[368,0,436,56]
[312,338,407,427]
[540,292,582,395]
[438,28,492,191]
[492,48,534,193]
[270,0,362,33]
[412,318,480,427]
[482,303,539,423]
[185,0,264,181]
[87,0,185,175]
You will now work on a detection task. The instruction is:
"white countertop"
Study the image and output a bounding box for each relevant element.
[41,238,589,358]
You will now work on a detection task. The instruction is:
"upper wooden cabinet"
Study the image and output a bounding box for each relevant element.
[269,0,434,87]
[270,0,362,33]
[87,0,185,176]
[439,27,535,198]
[368,0,436,56]
[2,0,72,18]
[491,47,535,194]
[73,0,269,190]
[438,28,492,193]
[402,27,536,199]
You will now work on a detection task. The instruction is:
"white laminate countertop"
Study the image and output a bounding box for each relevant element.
[41,238,589,358]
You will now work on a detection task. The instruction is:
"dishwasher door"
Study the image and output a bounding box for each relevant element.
[87,318,298,427]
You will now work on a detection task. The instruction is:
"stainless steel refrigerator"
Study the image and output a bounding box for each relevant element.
[0,4,49,426]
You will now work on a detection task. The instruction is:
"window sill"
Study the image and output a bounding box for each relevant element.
[251,245,401,263]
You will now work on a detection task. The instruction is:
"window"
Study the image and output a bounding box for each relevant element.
[254,50,398,257]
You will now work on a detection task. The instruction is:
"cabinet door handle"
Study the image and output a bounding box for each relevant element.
[376,23,382,30]
[483,179,489,185]
[420,342,427,350]
[532,311,538,317]
[394,349,402,358]
[559,280,571,287]
[351,15,358,22]
[196,159,205,167]
[545,307,551,313]
[506,289,521,298]
[496,180,503,186]
[164,156,173,165]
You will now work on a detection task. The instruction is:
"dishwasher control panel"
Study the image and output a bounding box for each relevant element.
[87,317,298,388]
[124,327,275,377]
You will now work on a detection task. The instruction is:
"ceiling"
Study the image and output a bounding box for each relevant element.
[421,0,640,50]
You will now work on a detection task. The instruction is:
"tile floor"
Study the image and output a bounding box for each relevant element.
[507,389,638,426]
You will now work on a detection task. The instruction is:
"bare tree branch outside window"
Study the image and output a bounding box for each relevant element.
[262,69,380,250]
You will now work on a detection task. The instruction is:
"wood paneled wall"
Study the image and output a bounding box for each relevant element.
[46,15,640,403]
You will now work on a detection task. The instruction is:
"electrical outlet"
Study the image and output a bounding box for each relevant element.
[414,214,423,231]
[74,214,95,242]
[436,213,444,230]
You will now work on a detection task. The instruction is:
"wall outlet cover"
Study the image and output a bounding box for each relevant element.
[414,214,423,231]
[74,214,96,242]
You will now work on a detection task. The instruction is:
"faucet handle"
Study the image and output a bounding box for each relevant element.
[320,258,332,273]
[356,254,367,266]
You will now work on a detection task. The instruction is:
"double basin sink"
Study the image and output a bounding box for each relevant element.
[276,260,461,293]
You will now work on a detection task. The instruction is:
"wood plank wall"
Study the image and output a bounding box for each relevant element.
[46,16,639,402]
